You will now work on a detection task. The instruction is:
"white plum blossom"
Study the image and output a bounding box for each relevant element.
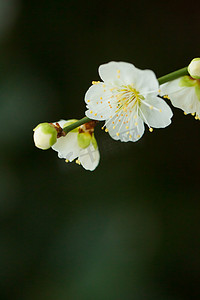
[85,61,173,142]
[161,75,200,119]
[52,120,100,171]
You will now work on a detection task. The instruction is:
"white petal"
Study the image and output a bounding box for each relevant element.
[161,78,200,114]
[160,78,182,95]
[54,119,78,128]
[99,61,159,93]
[139,96,173,128]
[135,69,159,94]
[105,110,145,142]
[99,61,138,86]
[52,132,79,161]
[85,83,119,120]
[54,119,67,127]
[78,143,100,171]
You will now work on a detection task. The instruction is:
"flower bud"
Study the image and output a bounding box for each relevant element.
[188,58,200,79]
[33,123,57,150]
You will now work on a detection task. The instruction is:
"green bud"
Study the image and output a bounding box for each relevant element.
[188,58,200,79]
[77,132,92,149]
[33,123,57,150]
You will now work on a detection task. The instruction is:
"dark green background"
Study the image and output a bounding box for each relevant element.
[0,0,200,299]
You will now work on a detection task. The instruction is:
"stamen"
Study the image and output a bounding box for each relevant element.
[76,159,81,165]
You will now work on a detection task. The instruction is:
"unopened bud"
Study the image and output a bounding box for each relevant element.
[33,123,57,150]
[188,58,200,79]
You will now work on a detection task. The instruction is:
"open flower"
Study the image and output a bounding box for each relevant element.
[52,120,100,171]
[160,76,200,119]
[85,61,173,142]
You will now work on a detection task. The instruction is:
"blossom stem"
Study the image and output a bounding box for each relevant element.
[158,67,188,85]
[62,116,92,133]
[62,67,189,133]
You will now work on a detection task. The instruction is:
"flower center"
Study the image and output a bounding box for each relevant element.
[115,84,144,113]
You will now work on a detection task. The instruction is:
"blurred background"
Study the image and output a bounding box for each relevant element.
[0,0,200,299]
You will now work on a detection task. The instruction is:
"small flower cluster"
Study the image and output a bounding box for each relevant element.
[33,58,200,171]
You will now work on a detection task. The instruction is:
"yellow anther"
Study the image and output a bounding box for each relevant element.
[75,159,81,165]
[192,113,195,116]
[149,128,153,132]
[116,132,119,136]
[150,106,153,110]
[94,113,97,116]
[90,110,93,114]
[137,135,140,138]
[158,89,161,93]
[65,159,69,163]
[113,126,116,129]
[134,115,137,119]
[117,75,120,79]
[110,88,114,91]
[117,70,120,73]
[126,126,129,129]
[101,127,104,130]
[92,81,100,85]
[100,97,103,100]
[105,128,109,132]
[126,131,129,135]
[163,95,169,99]
[159,109,162,112]
[118,119,121,122]
[129,135,132,138]
[103,89,106,92]
[103,84,106,88]
[87,100,90,102]
[135,122,138,126]
[184,112,187,115]
[101,115,103,118]
[195,116,198,120]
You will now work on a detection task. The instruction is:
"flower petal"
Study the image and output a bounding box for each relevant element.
[105,110,145,142]
[139,96,173,128]
[136,69,159,94]
[52,132,80,161]
[99,61,159,93]
[78,143,100,171]
[99,61,138,86]
[85,82,118,120]
[161,79,200,115]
